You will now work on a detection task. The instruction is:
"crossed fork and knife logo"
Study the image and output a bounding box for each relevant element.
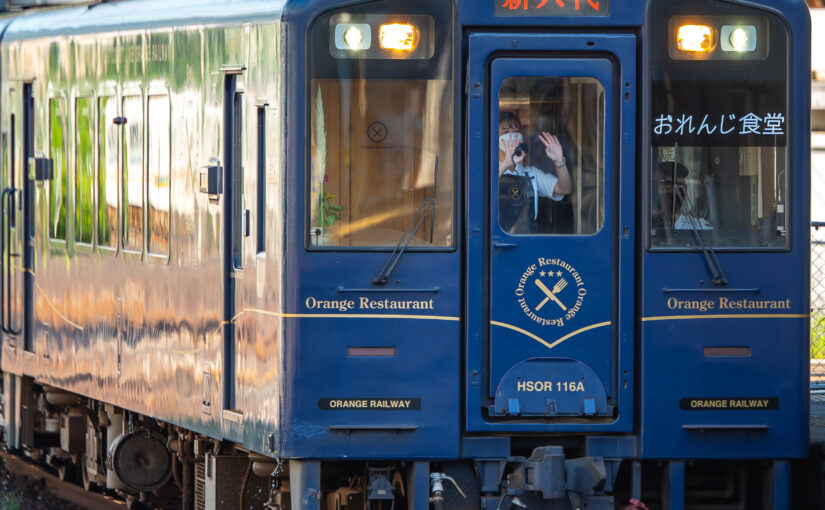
[535,278,568,311]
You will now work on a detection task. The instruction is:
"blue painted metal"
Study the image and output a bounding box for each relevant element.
[586,436,637,459]
[409,462,430,510]
[639,0,811,460]
[492,358,608,417]
[465,31,636,433]
[289,460,322,510]
[772,460,791,510]
[667,461,685,510]
[280,0,461,459]
[487,57,615,409]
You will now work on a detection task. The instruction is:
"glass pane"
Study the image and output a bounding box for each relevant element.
[75,98,93,244]
[122,96,143,252]
[98,97,118,248]
[309,79,453,247]
[147,95,170,255]
[231,91,243,267]
[256,106,266,254]
[650,145,788,248]
[49,98,68,241]
[650,72,788,249]
[497,76,605,235]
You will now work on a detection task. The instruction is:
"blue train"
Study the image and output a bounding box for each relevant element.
[0,0,813,508]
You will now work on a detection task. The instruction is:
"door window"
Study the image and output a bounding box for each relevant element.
[497,76,605,235]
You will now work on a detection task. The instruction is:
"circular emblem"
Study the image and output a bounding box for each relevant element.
[514,258,586,327]
[509,185,522,199]
[367,121,388,143]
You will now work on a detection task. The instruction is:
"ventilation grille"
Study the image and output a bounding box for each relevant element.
[194,460,206,510]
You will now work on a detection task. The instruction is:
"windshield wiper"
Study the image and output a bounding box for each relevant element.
[682,207,727,286]
[668,147,726,286]
[372,157,438,286]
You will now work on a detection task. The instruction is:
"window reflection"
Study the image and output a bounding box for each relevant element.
[148,95,170,255]
[49,98,68,241]
[309,79,453,247]
[497,77,605,235]
[75,98,93,245]
[122,96,143,252]
[98,97,118,248]
[650,146,788,248]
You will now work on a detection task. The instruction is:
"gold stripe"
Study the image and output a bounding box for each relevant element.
[641,314,809,322]
[282,313,460,321]
[490,320,611,350]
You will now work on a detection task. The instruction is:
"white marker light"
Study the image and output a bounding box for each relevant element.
[729,28,749,50]
[721,25,757,52]
[334,23,371,50]
[344,26,364,49]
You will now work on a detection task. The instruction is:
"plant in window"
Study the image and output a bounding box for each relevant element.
[318,174,344,228]
[311,88,345,238]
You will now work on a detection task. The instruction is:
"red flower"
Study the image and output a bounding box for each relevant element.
[324,174,329,182]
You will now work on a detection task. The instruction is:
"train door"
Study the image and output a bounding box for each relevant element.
[1,84,34,355]
[222,71,244,419]
[466,33,636,430]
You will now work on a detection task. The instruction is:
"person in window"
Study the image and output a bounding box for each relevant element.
[656,161,712,230]
[498,110,572,233]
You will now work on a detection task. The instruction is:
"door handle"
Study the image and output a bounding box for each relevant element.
[494,242,517,249]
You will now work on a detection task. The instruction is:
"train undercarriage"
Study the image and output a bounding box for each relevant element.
[2,375,817,510]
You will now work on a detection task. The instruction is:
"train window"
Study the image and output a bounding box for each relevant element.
[147,95,170,256]
[309,80,453,247]
[309,2,453,249]
[256,106,266,254]
[98,97,118,249]
[650,81,788,249]
[497,77,605,235]
[122,96,143,253]
[231,90,243,268]
[650,146,788,249]
[75,97,93,246]
[48,98,68,242]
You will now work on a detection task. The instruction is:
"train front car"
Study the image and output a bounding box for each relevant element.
[640,0,811,506]
[284,0,811,509]
[0,0,812,508]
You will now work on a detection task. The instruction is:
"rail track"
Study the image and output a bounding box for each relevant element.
[1,452,127,510]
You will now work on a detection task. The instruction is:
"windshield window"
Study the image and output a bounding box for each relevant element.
[650,80,788,249]
[308,3,453,249]
[309,79,452,247]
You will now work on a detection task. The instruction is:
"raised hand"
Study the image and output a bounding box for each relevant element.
[539,131,564,164]
[502,132,525,166]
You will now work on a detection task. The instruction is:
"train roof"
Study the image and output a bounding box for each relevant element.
[2,0,288,41]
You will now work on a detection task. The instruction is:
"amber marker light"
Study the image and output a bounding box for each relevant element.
[676,24,715,52]
[378,23,417,51]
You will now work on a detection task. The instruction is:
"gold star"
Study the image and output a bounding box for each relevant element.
[539,271,546,277]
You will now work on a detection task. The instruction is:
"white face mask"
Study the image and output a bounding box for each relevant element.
[499,132,524,151]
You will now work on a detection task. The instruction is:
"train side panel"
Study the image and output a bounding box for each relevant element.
[0,2,286,455]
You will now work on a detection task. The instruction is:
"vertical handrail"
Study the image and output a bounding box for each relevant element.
[1,187,21,335]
